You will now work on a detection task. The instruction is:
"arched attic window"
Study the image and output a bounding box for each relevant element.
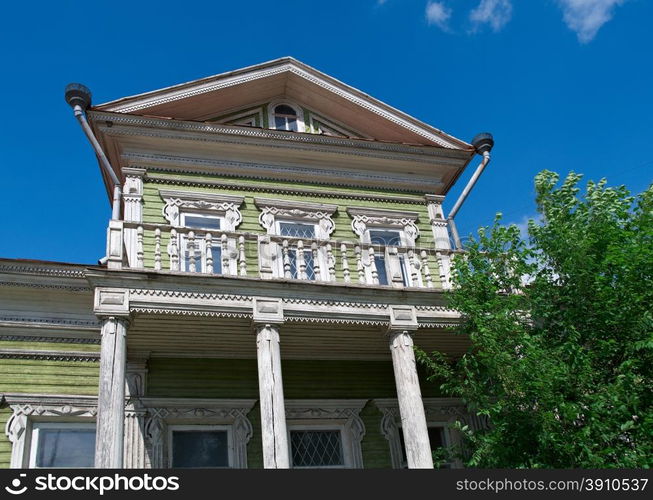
[270,103,302,132]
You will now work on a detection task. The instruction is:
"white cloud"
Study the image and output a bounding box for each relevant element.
[469,0,513,32]
[556,0,626,43]
[425,1,453,31]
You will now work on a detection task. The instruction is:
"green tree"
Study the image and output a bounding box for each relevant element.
[418,171,653,468]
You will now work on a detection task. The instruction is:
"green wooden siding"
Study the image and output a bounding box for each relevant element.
[141,172,442,287]
[147,357,441,468]
[0,355,99,468]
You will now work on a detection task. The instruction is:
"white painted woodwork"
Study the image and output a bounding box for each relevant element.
[326,243,336,281]
[389,329,433,469]
[420,250,433,288]
[106,220,124,270]
[255,323,290,469]
[368,247,379,284]
[154,228,162,271]
[96,316,128,468]
[341,243,351,283]
[238,235,247,276]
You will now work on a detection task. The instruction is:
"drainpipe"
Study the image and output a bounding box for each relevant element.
[447,133,494,250]
[64,83,122,221]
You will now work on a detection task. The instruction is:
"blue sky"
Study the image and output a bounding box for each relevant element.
[1,0,651,264]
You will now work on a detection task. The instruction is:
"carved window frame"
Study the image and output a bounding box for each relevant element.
[285,399,367,469]
[347,207,421,287]
[255,197,338,281]
[159,189,245,231]
[4,394,97,469]
[374,398,468,469]
[142,398,255,469]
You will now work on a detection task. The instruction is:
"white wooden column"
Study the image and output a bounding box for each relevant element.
[388,306,433,469]
[124,354,148,468]
[122,167,145,268]
[252,298,289,469]
[96,315,128,468]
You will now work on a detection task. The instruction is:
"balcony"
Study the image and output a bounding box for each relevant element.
[119,221,445,289]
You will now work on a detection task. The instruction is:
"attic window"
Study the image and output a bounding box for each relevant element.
[272,104,299,132]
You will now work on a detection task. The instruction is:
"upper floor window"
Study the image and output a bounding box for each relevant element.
[170,425,233,468]
[369,229,409,286]
[273,104,298,131]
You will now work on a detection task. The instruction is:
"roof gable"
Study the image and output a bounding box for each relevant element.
[94,57,472,150]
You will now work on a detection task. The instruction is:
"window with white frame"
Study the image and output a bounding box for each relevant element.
[279,221,318,280]
[179,213,224,274]
[271,104,299,131]
[368,229,410,286]
[255,197,338,281]
[169,425,233,468]
[29,422,96,468]
[348,207,421,288]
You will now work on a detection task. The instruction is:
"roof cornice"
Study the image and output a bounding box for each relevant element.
[93,58,472,150]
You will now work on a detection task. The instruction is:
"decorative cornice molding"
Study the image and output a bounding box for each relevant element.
[130,307,251,319]
[0,263,86,278]
[144,172,426,204]
[0,335,100,344]
[0,349,99,362]
[93,62,467,149]
[0,317,100,329]
[130,288,252,302]
[159,189,244,229]
[0,281,90,292]
[284,316,387,326]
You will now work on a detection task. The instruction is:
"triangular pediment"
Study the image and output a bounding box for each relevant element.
[93,57,472,150]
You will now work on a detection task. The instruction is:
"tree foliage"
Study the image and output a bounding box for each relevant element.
[417,171,653,468]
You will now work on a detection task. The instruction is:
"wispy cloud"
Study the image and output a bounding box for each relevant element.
[556,0,626,43]
[469,0,513,32]
[425,1,453,31]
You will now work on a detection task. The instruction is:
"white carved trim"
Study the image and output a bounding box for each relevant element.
[0,349,99,362]
[96,60,469,150]
[159,189,244,230]
[3,394,97,468]
[347,207,420,245]
[285,399,367,469]
[141,398,256,469]
[254,197,337,238]
[374,398,476,469]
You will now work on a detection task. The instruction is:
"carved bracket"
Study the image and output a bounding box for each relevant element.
[347,207,420,245]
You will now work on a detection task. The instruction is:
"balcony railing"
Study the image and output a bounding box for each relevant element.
[119,222,445,289]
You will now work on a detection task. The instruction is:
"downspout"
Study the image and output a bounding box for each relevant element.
[447,133,494,249]
[64,83,122,221]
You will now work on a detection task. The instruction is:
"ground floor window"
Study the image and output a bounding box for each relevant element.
[289,428,345,468]
[29,422,96,468]
[169,426,233,468]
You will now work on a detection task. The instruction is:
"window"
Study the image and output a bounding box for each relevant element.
[368,229,410,286]
[272,104,299,131]
[397,425,451,469]
[169,426,233,468]
[290,429,345,468]
[280,222,317,280]
[180,213,224,274]
[29,423,95,468]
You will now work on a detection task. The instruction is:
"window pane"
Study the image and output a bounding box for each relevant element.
[287,249,315,280]
[290,430,343,467]
[304,250,316,280]
[184,215,221,230]
[36,428,95,467]
[279,222,315,239]
[210,246,222,274]
[172,430,229,468]
[398,255,410,286]
[275,104,296,116]
[184,248,201,271]
[428,427,445,450]
[274,116,288,130]
[369,230,401,246]
[286,118,298,132]
[375,255,389,285]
